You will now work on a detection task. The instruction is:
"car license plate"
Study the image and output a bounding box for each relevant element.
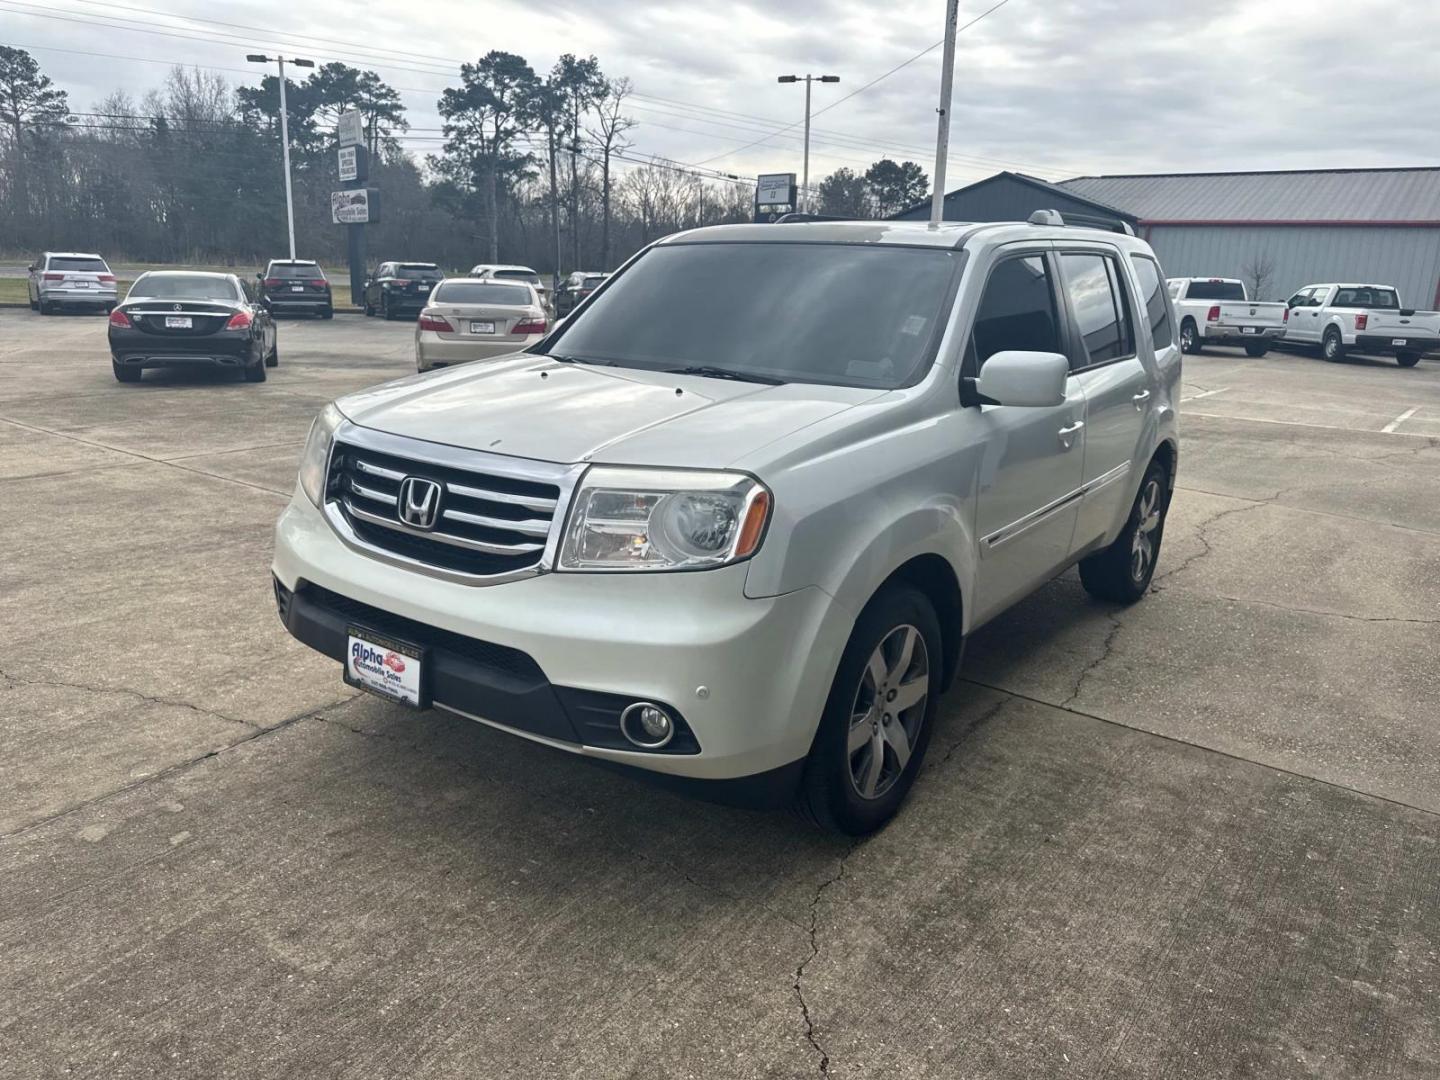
[470,320,496,335]
[165,316,192,329]
[291,285,305,292]
[1392,338,1408,346]
[1241,327,1258,335]
[343,626,426,707]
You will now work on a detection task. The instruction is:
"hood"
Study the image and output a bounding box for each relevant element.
[336,354,884,469]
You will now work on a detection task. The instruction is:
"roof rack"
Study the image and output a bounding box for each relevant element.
[1027,208,1135,236]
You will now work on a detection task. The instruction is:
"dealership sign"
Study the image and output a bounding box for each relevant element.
[756,173,796,208]
[337,109,363,148]
[331,188,378,224]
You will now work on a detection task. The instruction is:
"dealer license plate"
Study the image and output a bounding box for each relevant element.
[1241,326,1258,335]
[1392,338,1408,346]
[165,316,192,329]
[470,320,496,335]
[344,626,426,707]
[291,285,305,292]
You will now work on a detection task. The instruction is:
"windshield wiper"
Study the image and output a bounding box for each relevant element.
[541,353,616,366]
[663,365,786,385]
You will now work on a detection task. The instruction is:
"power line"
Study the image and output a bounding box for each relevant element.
[691,0,1014,166]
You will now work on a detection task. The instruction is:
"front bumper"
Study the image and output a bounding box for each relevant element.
[415,335,538,370]
[272,491,849,786]
[1355,334,1438,355]
[109,330,254,369]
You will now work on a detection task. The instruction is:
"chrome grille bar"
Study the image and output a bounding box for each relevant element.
[442,507,550,536]
[342,501,544,555]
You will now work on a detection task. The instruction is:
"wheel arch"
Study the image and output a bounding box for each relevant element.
[875,554,965,693]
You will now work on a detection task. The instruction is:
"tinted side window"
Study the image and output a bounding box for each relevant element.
[1131,256,1173,351]
[1061,252,1133,368]
[967,255,1061,369]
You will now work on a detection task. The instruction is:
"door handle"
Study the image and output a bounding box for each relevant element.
[1057,420,1084,449]
[1132,389,1151,409]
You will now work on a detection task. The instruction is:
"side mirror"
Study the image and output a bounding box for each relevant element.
[27,264,37,273]
[970,350,1069,408]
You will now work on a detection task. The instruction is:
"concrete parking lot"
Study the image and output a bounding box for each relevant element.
[2,310,1438,1079]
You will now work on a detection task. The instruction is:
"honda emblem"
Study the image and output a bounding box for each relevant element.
[397,476,442,530]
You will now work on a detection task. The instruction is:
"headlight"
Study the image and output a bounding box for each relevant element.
[298,403,344,506]
[559,467,771,572]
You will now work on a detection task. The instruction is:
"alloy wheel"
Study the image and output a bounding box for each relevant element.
[1131,478,1162,582]
[846,624,929,800]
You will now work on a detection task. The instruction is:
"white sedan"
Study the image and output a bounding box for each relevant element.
[414,279,549,372]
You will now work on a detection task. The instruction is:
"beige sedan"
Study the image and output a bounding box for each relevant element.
[414,279,549,372]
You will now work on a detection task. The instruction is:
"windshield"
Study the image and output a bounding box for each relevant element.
[397,265,443,280]
[547,242,964,389]
[49,257,109,273]
[130,275,240,302]
[1333,287,1399,309]
[432,282,531,305]
[1184,281,1246,301]
[494,269,542,285]
[267,263,323,279]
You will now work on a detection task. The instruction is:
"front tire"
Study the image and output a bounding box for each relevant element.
[1180,319,1202,354]
[1244,343,1268,358]
[1079,458,1170,603]
[798,584,941,836]
[1397,351,1420,368]
[1322,327,1346,362]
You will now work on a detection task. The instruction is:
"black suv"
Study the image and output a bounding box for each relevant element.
[258,260,334,318]
[363,262,444,320]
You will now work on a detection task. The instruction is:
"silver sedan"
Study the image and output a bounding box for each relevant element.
[414,279,549,372]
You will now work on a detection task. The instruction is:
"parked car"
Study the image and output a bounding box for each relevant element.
[27,252,118,314]
[364,262,444,320]
[415,278,549,372]
[468,264,550,312]
[108,271,277,384]
[1285,283,1439,367]
[1167,277,1288,357]
[257,259,333,318]
[555,271,611,317]
[273,215,1180,835]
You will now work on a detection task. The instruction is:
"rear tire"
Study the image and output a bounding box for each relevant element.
[1079,458,1170,604]
[1179,319,1201,354]
[265,340,279,367]
[1322,327,1346,362]
[797,583,941,836]
[30,296,38,311]
[320,307,333,320]
[1244,343,1268,358]
[112,359,140,383]
[243,352,267,382]
[1397,351,1421,368]
[382,297,396,321]
[39,300,53,316]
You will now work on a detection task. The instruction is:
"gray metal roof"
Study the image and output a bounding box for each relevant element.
[1059,168,1440,224]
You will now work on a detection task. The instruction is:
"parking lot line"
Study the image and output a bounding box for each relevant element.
[1381,407,1419,434]
[1181,387,1229,402]
[1185,411,1434,438]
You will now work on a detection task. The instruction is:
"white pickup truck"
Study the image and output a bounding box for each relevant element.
[1285,283,1440,368]
[1167,278,1289,357]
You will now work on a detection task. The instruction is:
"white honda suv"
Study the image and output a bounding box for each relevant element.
[273,215,1181,834]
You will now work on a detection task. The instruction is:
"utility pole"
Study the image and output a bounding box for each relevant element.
[930,0,960,225]
[247,53,314,259]
[777,74,839,213]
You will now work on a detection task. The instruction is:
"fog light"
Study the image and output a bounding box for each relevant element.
[620,701,675,749]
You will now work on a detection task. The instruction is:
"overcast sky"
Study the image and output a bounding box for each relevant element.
[6,0,1439,189]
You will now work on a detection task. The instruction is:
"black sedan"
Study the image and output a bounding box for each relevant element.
[363,261,444,320]
[108,272,278,384]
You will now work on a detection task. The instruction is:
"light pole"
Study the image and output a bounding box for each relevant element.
[777,74,839,213]
[247,53,314,260]
[930,0,960,225]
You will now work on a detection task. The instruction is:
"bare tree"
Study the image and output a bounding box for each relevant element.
[587,77,636,268]
[1242,251,1276,301]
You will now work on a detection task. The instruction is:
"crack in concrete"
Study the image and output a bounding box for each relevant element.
[1061,610,1124,709]
[794,846,855,1078]
[926,696,1012,775]
[0,666,258,730]
[1190,594,1440,626]
[1150,496,1277,589]
[0,692,359,840]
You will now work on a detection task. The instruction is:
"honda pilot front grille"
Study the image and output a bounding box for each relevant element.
[327,433,564,578]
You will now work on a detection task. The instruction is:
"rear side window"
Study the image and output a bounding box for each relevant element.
[268,263,323,279]
[49,257,109,272]
[1334,287,1398,309]
[1060,252,1134,368]
[1131,256,1174,352]
[1183,280,1246,301]
[967,254,1061,370]
[432,282,531,305]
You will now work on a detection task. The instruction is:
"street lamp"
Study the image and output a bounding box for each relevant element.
[777,74,839,214]
[247,53,315,260]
